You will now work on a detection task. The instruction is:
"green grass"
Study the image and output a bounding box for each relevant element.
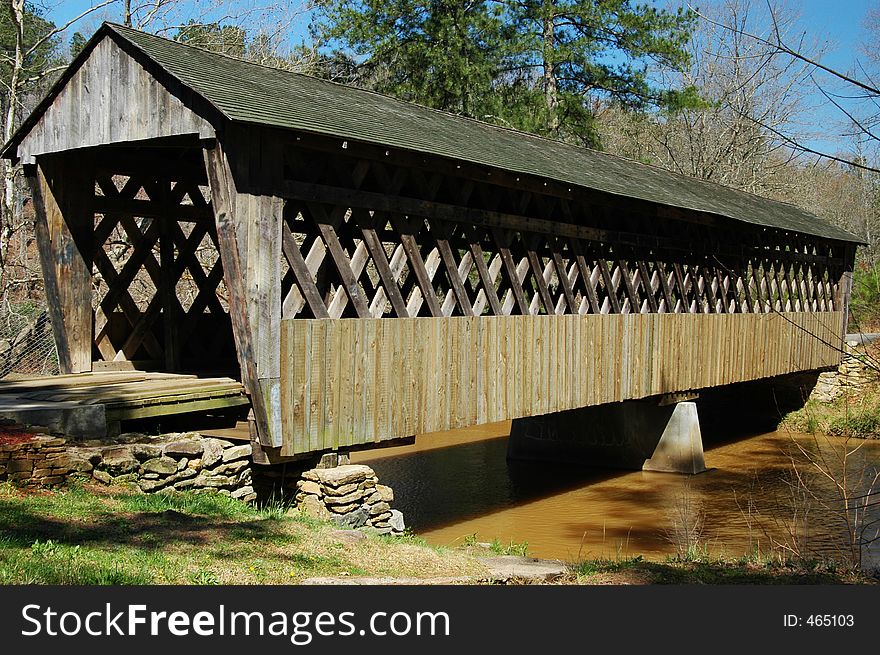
[781,385,880,439]
[0,482,483,585]
[571,553,872,585]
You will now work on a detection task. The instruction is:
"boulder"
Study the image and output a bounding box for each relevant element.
[296,480,322,496]
[333,506,369,529]
[101,447,139,474]
[306,465,374,488]
[389,510,405,533]
[130,444,163,462]
[200,440,224,468]
[297,495,330,520]
[142,456,178,476]
[164,439,204,457]
[222,444,252,463]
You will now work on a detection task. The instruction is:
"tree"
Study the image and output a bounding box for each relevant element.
[312,0,513,117]
[691,1,880,174]
[600,0,818,193]
[503,0,698,144]
[176,20,247,57]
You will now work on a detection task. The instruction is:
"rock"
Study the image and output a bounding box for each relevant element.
[112,473,139,484]
[307,464,374,488]
[173,478,196,490]
[324,481,360,497]
[222,444,252,463]
[367,501,390,516]
[333,506,369,529]
[296,480,322,495]
[192,472,234,488]
[93,470,112,484]
[201,440,224,468]
[130,444,163,462]
[360,526,393,536]
[67,458,93,473]
[164,440,204,457]
[142,473,160,480]
[369,512,392,524]
[187,458,203,471]
[231,485,256,500]
[142,456,178,476]
[139,478,169,493]
[100,447,139,474]
[323,490,365,506]
[478,556,567,583]
[328,502,360,515]
[7,459,33,473]
[297,495,330,520]
[375,484,394,503]
[213,460,249,476]
[389,510,405,533]
[177,458,188,471]
[115,432,148,444]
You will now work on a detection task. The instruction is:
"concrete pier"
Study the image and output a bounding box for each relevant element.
[507,398,707,474]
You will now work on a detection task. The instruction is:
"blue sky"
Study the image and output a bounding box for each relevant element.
[42,0,880,158]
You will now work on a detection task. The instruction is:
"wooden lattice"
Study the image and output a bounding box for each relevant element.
[276,140,842,320]
[90,164,234,371]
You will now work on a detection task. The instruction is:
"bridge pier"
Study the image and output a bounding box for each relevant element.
[507,398,707,475]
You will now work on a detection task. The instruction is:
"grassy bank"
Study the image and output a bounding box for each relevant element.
[781,382,880,439]
[0,481,482,584]
[0,481,875,584]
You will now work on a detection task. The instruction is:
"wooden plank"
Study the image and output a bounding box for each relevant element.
[469,240,503,315]
[203,141,278,447]
[359,220,410,317]
[281,220,330,319]
[275,311,842,454]
[28,154,94,373]
[435,228,474,316]
[636,261,658,313]
[525,242,555,315]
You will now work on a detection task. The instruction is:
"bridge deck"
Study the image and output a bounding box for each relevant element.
[0,371,248,438]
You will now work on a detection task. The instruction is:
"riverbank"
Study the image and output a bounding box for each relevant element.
[782,380,880,439]
[0,482,874,585]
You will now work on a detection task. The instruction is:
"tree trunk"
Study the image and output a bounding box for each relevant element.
[542,2,559,135]
[3,0,26,265]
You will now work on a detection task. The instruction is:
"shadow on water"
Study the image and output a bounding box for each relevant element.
[355,376,880,561]
[359,434,634,531]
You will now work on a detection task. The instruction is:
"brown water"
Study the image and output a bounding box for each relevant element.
[353,422,880,564]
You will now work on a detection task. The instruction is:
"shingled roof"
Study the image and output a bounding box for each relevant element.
[3,23,862,244]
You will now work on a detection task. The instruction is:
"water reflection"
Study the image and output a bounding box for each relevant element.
[353,422,880,564]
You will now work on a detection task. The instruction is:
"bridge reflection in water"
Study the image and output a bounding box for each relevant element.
[353,419,880,564]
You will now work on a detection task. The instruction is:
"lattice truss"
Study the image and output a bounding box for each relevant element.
[279,146,842,320]
[91,172,231,364]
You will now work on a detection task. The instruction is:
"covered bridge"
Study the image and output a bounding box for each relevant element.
[1,24,861,462]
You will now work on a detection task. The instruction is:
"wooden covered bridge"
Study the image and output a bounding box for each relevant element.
[0,24,861,466]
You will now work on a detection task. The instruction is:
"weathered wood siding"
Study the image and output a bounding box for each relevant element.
[16,36,214,163]
[279,312,842,456]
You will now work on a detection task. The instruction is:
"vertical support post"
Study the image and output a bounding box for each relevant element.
[203,136,282,447]
[26,153,94,373]
[836,243,856,342]
[158,180,180,371]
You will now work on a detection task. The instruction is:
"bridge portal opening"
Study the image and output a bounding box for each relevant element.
[37,137,239,378]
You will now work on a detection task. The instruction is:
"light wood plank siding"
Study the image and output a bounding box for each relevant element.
[279,311,842,455]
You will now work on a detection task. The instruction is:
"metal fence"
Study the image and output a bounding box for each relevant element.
[0,301,58,378]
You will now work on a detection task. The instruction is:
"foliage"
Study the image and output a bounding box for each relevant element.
[851,261,880,331]
[0,2,61,98]
[312,0,697,145]
[312,0,513,117]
